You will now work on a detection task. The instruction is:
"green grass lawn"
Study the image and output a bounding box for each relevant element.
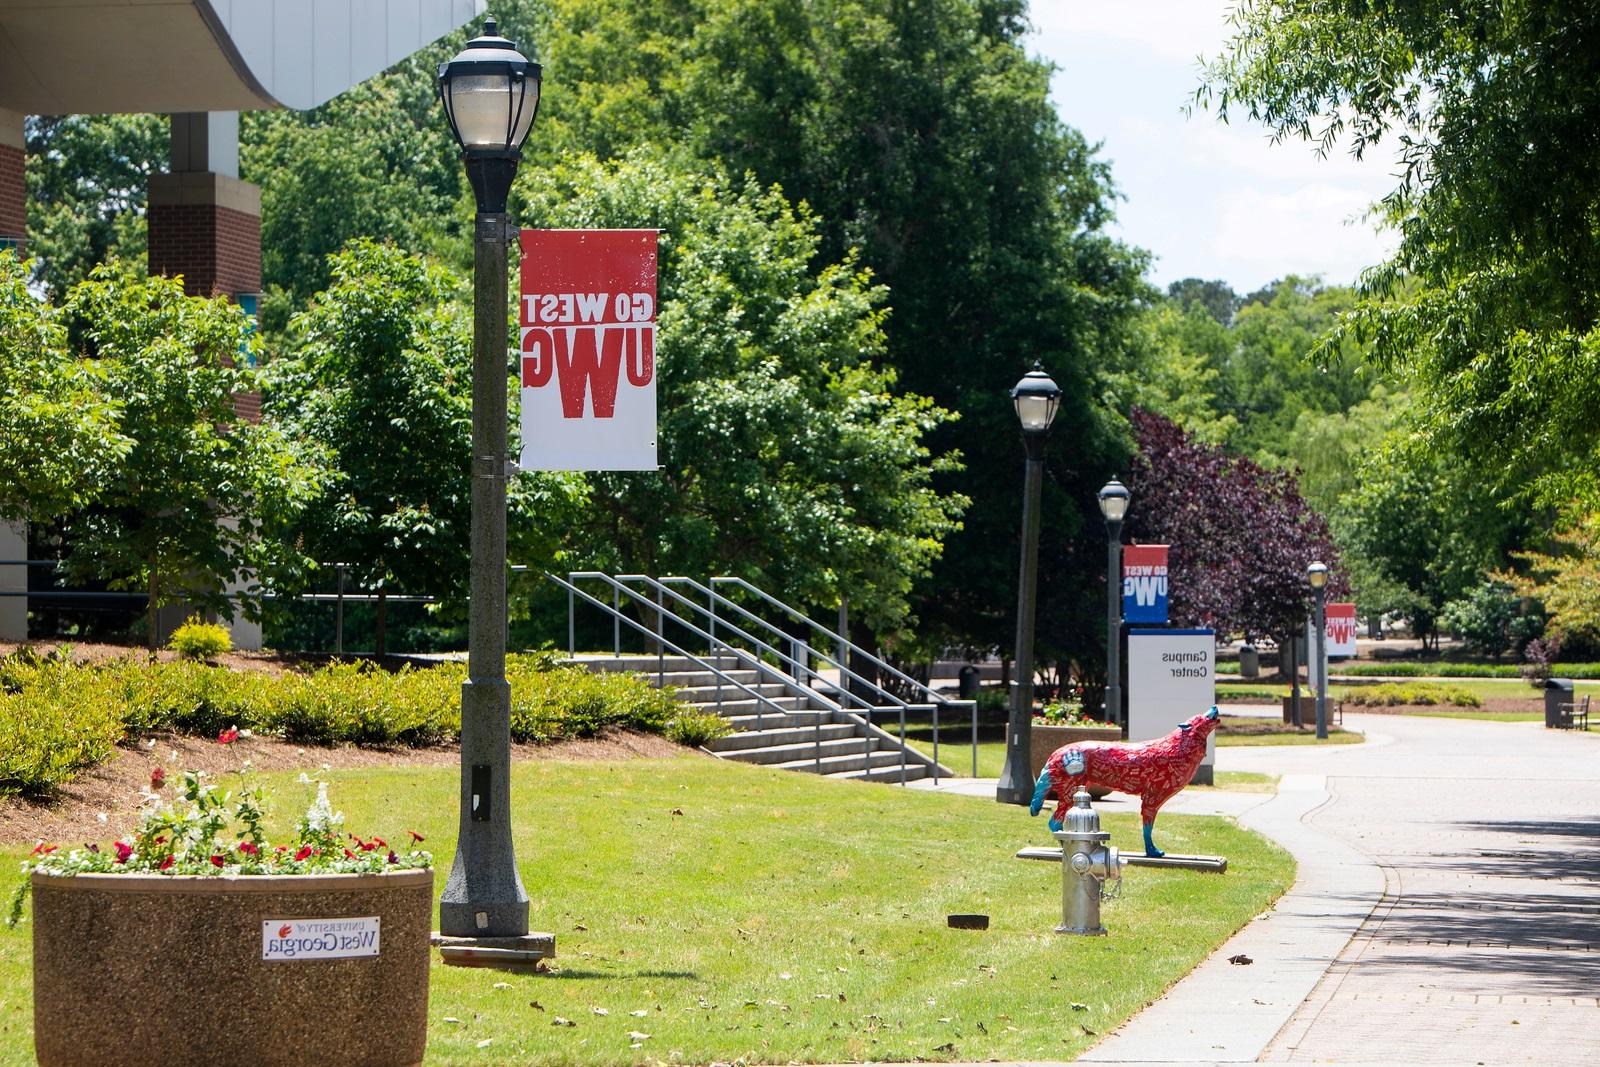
[0,756,1293,1066]
[1219,678,1600,704]
[1214,715,1362,747]
[1205,771,1279,792]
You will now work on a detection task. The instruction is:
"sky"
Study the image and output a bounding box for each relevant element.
[1028,2,1399,294]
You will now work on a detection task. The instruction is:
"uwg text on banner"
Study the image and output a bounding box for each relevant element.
[1121,544,1170,625]
[519,229,659,471]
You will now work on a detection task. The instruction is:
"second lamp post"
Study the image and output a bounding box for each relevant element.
[996,368,1062,806]
[1098,479,1130,730]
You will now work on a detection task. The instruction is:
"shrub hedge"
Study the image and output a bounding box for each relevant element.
[1339,683,1482,708]
[0,649,682,797]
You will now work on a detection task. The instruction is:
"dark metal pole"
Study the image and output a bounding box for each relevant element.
[1314,588,1328,739]
[1289,622,1302,728]
[997,434,1046,805]
[439,200,530,939]
[1104,520,1123,732]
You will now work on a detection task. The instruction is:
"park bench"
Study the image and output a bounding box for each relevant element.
[1557,694,1590,731]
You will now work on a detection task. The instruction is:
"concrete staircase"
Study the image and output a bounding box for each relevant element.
[570,653,949,783]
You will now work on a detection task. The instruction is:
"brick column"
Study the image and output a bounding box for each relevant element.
[0,107,24,255]
[147,114,265,650]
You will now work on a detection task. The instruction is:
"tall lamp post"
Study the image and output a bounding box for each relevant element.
[1308,561,1329,739]
[1097,480,1130,731]
[996,368,1062,805]
[436,17,543,945]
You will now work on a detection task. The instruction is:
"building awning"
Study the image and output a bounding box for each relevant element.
[0,0,483,114]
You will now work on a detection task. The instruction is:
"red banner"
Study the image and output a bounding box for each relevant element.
[1326,602,1357,657]
[1121,544,1169,624]
[518,229,659,471]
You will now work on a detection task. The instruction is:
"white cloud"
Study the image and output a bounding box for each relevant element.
[1210,184,1396,285]
[1031,1,1236,65]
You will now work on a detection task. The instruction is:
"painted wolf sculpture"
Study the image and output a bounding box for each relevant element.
[1030,706,1220,857]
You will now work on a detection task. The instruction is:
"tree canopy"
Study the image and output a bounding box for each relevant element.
[1202,0,1600,511]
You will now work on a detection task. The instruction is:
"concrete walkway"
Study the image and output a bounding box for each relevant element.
[914,713,1600,1064]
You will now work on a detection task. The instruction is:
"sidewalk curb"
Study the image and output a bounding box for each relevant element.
[1080,774,1385,1064]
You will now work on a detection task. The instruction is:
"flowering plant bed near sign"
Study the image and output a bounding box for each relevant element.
[13,774,433,1067]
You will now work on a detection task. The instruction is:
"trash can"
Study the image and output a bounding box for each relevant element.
[1545,678,1574,728]
[958,665,981,701]
[1238,644,1260,679]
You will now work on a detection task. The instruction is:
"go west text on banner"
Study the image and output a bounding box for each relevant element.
[519,229,659,471]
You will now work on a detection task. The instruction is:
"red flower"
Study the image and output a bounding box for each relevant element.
[154,835,167,845]
[371,836,387,848]
[217,727,239,745]
[293,845,313,862]
[406,830,425,844]
[29,841,57,856]
[274,845,288,854]
[210,855,225,868]
[358,840,377,852]
[112,842,133,865]
[158,855,175,871]
[386,850,398,864]
[239,842,259,857]
[342,848,356,859]
[150,767,166,790]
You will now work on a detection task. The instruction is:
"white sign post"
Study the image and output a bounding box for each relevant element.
[1127,628,1216,785]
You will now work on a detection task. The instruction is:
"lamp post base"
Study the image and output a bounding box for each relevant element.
[432,931,556,970]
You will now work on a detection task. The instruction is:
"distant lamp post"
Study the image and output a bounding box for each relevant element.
[1097,479,1130,730]
[997,367,1062,805]
[436,16,543,946]
[1307,561,1329,740]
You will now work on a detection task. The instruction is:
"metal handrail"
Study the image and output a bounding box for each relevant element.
[617,573,916,786]
[657,575,935,781]
[557,571,835,771]
[710,575,979,777]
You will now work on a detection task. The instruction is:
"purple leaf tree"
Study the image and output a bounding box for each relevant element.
[1125,409,1347,646]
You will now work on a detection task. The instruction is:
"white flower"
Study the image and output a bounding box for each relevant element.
[95,813,107,824]
[297,773,313,785]
[303,782,345,833]
[241,759,252,770]
[239,729,253,738]
[143,739,156,750]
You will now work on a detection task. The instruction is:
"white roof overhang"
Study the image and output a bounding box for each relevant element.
[0,0,484,114]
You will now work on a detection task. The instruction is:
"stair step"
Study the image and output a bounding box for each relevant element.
[670,681,793,702]
[688,696,814,715]
[713,736,876,765]
[706,724,860,752]
[827,763,932,784]
[645,669,762,689]
[773,747,920,776]
[724,709,837,730]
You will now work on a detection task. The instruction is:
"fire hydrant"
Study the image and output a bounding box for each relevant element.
[1053,787,1123,935]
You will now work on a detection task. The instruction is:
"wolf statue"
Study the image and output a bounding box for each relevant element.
[1029,706,1220,857]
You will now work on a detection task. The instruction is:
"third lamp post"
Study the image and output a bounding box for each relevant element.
[1307,560,1329,739]
[1097,479,1130,730]
[996,367,1062,805]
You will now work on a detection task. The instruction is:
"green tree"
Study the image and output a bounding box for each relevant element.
[23,114,165,300]
[0,250,125,523]
[516,0,1148,664]
[517,152,966,635]
[53,262,315,647]
[1202,1,1600,511]
[1113,300,1236,446]
[265,240,582,655]
[1333,436,1524,649]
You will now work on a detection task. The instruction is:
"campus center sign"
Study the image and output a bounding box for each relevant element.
[1126,628,1215,785]
[1121,544,1169,625]
[519,229,659,471]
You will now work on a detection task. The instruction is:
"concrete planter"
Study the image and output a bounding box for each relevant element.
[1281,696,1317,724]
[32,868,433,1067]
[1030,723,1122,789]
